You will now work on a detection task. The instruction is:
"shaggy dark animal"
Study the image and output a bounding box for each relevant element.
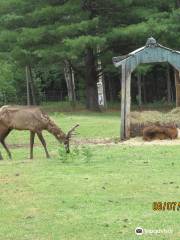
[143,125,178,141]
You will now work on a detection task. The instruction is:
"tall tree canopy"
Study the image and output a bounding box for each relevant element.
[0,0,179,108]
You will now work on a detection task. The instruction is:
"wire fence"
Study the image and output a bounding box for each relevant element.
[40,90,67,102]
[0,90,68,105]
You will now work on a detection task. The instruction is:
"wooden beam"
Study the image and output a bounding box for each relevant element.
[175,69,180,107]
[124,64,131,139]
[120,62,131,140]
[120,64,126,140]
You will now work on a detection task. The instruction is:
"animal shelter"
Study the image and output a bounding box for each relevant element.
[113,37,180,140]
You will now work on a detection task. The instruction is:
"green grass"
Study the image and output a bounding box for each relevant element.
[0,111,180,239]
[40,100,175,112]
[41,101,85,112]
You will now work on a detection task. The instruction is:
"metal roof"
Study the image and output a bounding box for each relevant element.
[113,37,180,71]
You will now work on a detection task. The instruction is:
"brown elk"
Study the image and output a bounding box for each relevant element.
[0,105,79,160]
[143,124,179,141]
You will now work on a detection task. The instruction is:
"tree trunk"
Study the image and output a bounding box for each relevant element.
[64,60,76,107]
[26,65,37,105]
[97,46,107,109]
[25,66,31,106]
[142,75,146,103]
[29,65,37,105]
[137,73,142,107]
[84,47,100,111]
[108,79,114,102]
[176,0,180,8]
[167,65,172,103]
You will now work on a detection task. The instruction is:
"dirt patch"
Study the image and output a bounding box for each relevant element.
[118,137,180,146]
[73,137,180,146]
[72,138,117,145]
[7,137,180,149]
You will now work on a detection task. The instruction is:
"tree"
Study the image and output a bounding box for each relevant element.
[0,0,179,108]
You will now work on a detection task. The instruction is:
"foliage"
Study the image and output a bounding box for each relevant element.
[58,145,93,163]
[0,0,179,105]
[0,60,17,103]
[81,146,93,163]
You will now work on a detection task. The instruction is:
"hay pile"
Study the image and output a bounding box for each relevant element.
[130,108,180,137]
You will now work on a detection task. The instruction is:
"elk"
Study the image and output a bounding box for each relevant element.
[0,105,79,160]
[143,124,180,141]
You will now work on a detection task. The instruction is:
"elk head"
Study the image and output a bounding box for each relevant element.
[64,124,79,153]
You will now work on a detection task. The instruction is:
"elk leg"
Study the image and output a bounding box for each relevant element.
[0,129,12,159]
[30,132,35,159]
[0,152,3,160]
[1,140,12,159]
[37,132,50,158]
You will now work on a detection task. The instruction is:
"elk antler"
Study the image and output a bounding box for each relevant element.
[66,124,79,138]
[65,124,79,153]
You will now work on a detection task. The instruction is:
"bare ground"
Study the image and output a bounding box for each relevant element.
[73,137,180,146]
[116,137,180,146]
[8,137,180,149]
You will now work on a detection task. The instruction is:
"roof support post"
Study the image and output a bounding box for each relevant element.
[175,69,180,107]
[124,64,131,139]
[120,63,131,140]
[114,37,180,140]
[120,64,126,140]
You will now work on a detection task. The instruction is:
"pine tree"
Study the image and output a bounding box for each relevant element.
[0,0,179,106]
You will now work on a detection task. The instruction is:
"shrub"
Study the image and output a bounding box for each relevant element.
[58,145,93,163]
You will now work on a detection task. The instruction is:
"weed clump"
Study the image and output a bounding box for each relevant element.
[58,145,93,163]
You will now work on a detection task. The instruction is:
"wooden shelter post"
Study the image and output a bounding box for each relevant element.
[124,65,131,139]
[120,64,126,140]
[113,37,180,140]
[175,69,180,107]
[120,63,131,140]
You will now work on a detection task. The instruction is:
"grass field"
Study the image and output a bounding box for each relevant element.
[0,111,180,239]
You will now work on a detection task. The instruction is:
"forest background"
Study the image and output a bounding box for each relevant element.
[0,0,179,110]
